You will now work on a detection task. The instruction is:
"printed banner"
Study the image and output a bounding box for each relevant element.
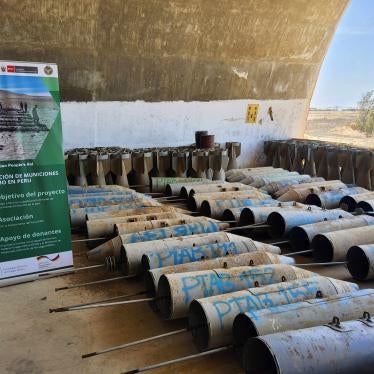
[0,61,72,282]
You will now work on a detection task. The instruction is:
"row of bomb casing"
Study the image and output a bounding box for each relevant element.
[64,142,241,188]
[62,182,374,373]
[264,138,374,190]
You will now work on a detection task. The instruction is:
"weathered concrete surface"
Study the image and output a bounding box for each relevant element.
[0,0,348,102]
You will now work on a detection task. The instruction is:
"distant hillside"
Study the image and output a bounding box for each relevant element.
[0,89,51,101]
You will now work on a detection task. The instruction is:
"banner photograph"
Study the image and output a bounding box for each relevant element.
[0,61,72,281]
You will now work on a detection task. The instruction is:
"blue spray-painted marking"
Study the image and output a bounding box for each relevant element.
[210,279,325,329]
[125,221,221,244]
[180,265,279,305]
[147,241,243,268]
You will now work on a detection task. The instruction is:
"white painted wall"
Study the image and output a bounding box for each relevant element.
[61,99,307,167]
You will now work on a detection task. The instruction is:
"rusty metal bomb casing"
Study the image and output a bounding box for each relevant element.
[347,244,374,280]
[178,181,223,198]
[188,190,269,211]
[233,289,372,346]
[225,167,277,179]
[277,180,346,202]
[312,225,374,262]
[68,185,132,194]
[114,216,198,236]
[261,178,324,194]
[70,199,160,227]
[151,177,205,193]
[200,198,277,219]
[144,251,294,296]
[357,199,374,212]
[267,208,352,238]
[121,232,258,276]
[86,205,177,221]
[238,203,311,225]
[340,191,374,212]
[156,264,316,320]
[187,276,357,350]
[242,317,374,374]
[165,178,215,199]
[141,239,282,271]
[86,211,186,238]
[187,182,255,198]
[289,215,374,251]
[90,230,243,267]
[305,187,368,209]
[228,169,292,184]
[249,173,311,188]
[87,220,228,262]
[68,192,144,208]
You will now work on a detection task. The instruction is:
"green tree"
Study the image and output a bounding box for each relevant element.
[357,90,374,135]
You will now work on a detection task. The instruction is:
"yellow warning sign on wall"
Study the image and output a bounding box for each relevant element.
[245,104,259,123]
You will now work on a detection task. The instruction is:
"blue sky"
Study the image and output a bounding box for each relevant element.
[311,0,374,108]
[0,75,49,96]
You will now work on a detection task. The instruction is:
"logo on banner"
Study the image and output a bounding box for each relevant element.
[44,65,53,75]
[6,65,15,73]
[1,66,5,72]
[37,254,61,270]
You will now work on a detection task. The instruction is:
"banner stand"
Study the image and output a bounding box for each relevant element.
[0,61,72,285]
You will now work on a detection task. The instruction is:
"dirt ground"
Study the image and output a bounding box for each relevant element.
[0,234,372,374]
[305,109,374,148]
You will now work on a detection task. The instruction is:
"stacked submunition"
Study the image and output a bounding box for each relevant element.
[64,142,241,188]
[265,138,374,190]
[52,171,374,373]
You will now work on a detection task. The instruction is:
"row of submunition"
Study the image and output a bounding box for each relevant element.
[264,138,374,190]
[65,142,241,187]
[54,175,374,372]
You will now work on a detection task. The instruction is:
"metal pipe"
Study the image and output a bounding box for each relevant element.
[233,289,374,346]
[156,264,316,319]
[120,346,230,374]
[188,276,357,350]
[87,220,229,262]
[312,225,374,262]
[267,208,352,238]
[340,191,374,212]
[305,187,367,209]
[50,291,147,313]
[242,315,374,374]
[54,275,134,291]
[289,215,374,251]
[141,240,281,271]
[83,328,188,359]
[200,198,277,219]
[347,244,374,280]
[144,251,294,296]
[52,297,154,311]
